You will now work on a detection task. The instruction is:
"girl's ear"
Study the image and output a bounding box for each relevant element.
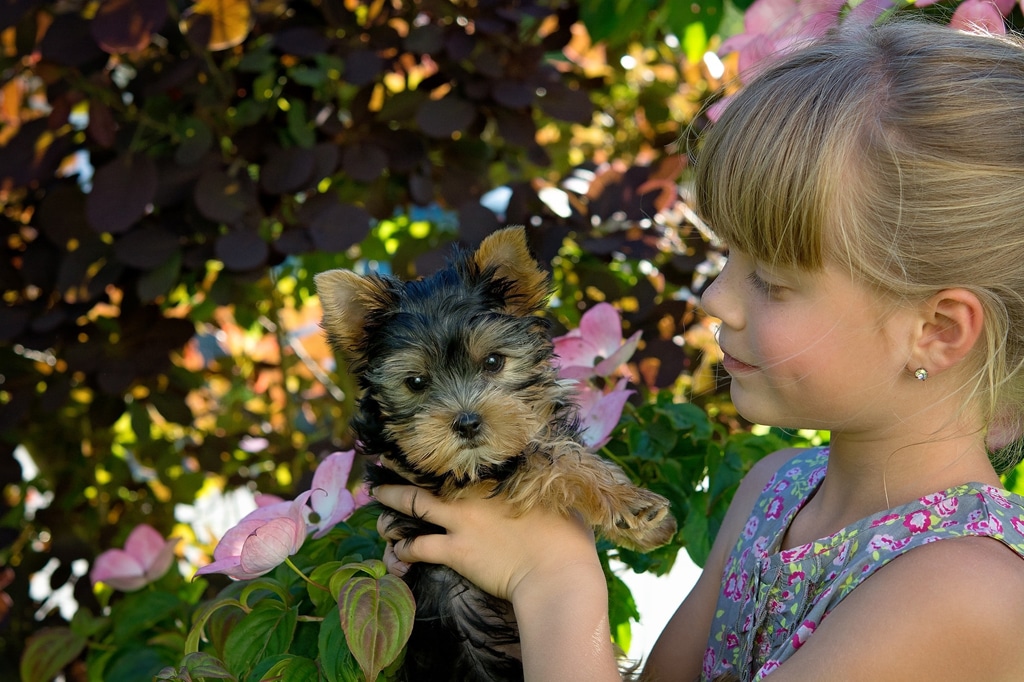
[911,288,985,376]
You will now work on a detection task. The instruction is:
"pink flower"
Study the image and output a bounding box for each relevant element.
[308,450,358,539]
[950,0,1008,33]
[573,380,633,449]
[779,543,811,563]
[718,0,846,79]
[552,303,641,381]
[90,524,179,592]
[195,492,311,580]
[765,495,785,520]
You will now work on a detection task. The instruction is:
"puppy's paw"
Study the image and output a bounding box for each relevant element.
[608,488,676,551]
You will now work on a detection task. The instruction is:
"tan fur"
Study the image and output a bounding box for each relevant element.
[314,268,392,356]
[473,227,551,315]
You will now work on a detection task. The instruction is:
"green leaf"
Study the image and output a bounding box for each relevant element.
[318,608,363,682]
[184,597,246,655]
[682,491,712,567]
[183,651,236,680]
[307,561,346,614]
[20,627,88,682]
[337,571,415,681]
[258,655,319,682]
[111,590,182,641]
[223,600,298,680]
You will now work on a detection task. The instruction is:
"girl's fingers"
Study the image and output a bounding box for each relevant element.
[382,541,411,578]
[373,483,447,526]
[393,532,449,566]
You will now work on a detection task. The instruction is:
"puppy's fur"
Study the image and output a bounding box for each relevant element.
[315,227,676,681]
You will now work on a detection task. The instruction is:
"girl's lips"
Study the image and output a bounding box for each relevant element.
[721,350,758,373]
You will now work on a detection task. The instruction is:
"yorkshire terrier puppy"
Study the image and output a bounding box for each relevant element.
[315,227,676,681]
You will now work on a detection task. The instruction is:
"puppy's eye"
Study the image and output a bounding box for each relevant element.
[482,354,505,373]
[405,375,429,392]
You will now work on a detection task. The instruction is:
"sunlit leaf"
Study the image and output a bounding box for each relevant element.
[180,0,254,51]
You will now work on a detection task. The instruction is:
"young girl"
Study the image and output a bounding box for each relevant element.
[373,19,1024,681]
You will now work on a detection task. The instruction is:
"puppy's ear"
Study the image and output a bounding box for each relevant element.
[314,269,392,356]
[474,226,550,314]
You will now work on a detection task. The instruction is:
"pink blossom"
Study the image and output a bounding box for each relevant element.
[573,380,634,449]
[1010,516,1024,537]
[950,0,1008,32]
[552,303,641,381]
[308,450,358,539]
[719,0,846,79]
[765,495,785,520]
[195,492,311,580]
[90,524,179,592]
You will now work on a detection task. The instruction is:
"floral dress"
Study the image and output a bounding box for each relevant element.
[702,447,1024,681]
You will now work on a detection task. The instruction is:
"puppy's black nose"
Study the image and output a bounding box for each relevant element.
[454,412,482,439]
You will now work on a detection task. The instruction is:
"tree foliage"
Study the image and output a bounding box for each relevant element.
[1,0,741,673]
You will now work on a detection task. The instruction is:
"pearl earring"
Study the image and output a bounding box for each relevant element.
[914,368,929,381]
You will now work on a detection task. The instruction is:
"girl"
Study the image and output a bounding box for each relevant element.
[373,19,1024,681]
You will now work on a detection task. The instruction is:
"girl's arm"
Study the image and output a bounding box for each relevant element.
[372,483,622,681]
[643,448,802,681]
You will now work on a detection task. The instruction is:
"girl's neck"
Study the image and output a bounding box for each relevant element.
[782,429,998,550]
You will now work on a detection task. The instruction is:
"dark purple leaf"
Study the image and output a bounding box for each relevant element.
[345,49,384,86]
[0,118,71,188]
[444,29,474,61]
[273,228,313,255]
[456,201,501,246]
[193,168,257,224]
[404,24,443,54]
[537,83,593,124]
[310,142,340,183]
[113,223,180,270]
[415,95,476,138]
[260,146,315,194]
[274,26,328,57]
[215,230,269,271]
[408,172,433,206]
[39,13,104,66]
[492,81,534,108]
[341,142,388,183]
[308,202,372,253]
[0,306,29,341]
[86,100,118,148]
[90,0,167,54]
[86,153,158,234]
[36,181,92,248]
[493,109,537,147]
[0,0,39,31]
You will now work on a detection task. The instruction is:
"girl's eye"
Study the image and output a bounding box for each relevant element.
[482,354,505,373]
[405,375,429,392]
[746,271,776,297]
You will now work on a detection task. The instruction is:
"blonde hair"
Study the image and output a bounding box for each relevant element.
[694,20,1024,469]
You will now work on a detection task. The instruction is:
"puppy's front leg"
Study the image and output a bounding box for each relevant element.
[505,445,676,552]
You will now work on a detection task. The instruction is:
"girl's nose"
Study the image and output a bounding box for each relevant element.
[700,263,742,330]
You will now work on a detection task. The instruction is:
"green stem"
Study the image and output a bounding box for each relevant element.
[284,557,329,592]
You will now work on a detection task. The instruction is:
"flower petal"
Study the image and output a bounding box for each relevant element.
[90,549,147,591]
[123,524,167,566]
[578,387,633,450]
[577,303,624,358]
[593,330,642,378]
[309,451,356,534]
[142,537,180,584]
[552,336,600,370]
[239,518,301,575]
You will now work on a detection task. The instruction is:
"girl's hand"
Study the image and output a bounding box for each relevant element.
[372,483,623,681]
[372,483,600,603]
